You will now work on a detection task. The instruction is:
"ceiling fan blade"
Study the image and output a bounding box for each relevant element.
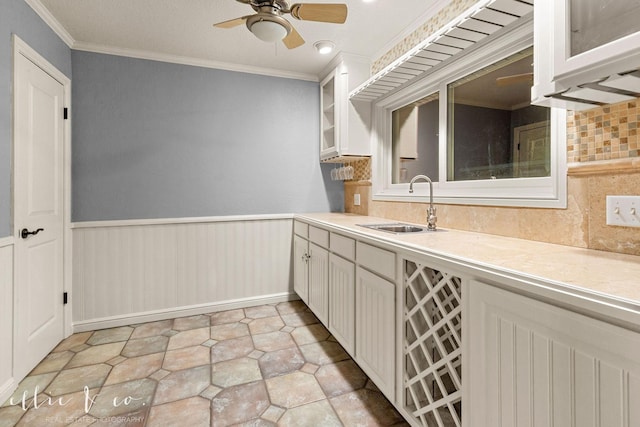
[283,24,305,49]
[290,3,347,23]
[495,72,533,87]
[213,16,249,29]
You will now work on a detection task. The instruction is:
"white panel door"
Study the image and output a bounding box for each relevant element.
[307,243,329,326]
[13,52,65,379]
[467,280,640,427]
[293,235,309,304]
[328,253,355,356]
[355,266,395,400]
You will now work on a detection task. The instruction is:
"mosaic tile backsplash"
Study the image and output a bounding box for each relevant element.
[568,100,640,163]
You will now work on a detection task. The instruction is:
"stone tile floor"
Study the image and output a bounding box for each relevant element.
[0,301,409,426]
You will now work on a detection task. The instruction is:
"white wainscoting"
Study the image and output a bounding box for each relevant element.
[72,215,295,331]
[0,237,15,405]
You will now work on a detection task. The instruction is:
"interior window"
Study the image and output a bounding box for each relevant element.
[446,48,551,181]
[391,93,439,184]
[372,22,567,209]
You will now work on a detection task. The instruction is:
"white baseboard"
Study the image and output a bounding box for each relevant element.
[0,378,18,409]
[72,292,300,332]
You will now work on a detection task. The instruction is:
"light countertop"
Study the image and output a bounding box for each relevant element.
[295,213,640,309]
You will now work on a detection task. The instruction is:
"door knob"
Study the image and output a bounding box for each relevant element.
[21,228,44,239]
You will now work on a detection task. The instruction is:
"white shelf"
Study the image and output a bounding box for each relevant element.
[349,0,533,102]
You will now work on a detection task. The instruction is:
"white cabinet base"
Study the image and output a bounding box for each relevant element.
[356,266,395,401]
[328,253,355,356]
[467,280,640,427]
[307,242,329,326]
[293,234,309,304]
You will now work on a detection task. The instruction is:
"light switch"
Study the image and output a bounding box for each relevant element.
[606,195,640,227]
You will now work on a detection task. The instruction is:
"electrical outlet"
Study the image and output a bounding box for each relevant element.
[606,195,640,227]
[354,193,361,206]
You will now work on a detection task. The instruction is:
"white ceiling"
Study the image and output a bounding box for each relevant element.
[30,0,449,80]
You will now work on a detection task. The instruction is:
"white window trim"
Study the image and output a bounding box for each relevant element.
[371,20,568,209]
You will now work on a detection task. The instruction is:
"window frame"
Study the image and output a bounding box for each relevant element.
[371,21,567,208]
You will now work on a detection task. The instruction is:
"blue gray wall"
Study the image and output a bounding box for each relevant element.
[72,51,343,222]
[0,0,72,238]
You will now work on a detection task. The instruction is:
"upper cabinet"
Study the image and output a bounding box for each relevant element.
[319,55,372,162]
[532,0,640,110]
[320,69,338,160]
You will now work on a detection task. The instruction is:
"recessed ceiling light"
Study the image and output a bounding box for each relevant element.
[314,40,335,55]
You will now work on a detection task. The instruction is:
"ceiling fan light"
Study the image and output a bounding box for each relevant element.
[314,40,335,55]
[249,19,288,43]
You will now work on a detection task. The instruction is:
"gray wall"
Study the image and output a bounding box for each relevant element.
[0,0,72,238]
[72,51,343,222]
[452,104,511,180]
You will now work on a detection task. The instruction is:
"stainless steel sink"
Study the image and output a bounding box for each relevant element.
[357,223,429,234]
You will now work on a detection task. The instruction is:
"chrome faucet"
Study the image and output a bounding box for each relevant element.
[409,174,437,231]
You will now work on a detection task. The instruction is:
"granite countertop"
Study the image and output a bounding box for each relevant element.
[295,213,640,309]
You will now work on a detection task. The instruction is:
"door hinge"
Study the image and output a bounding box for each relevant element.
[63,292,68,304]
[63,108,68,120]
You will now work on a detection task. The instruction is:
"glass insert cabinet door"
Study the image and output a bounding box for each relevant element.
[549,0,640,79]
[569,0,640,57]
[320,71,337,157]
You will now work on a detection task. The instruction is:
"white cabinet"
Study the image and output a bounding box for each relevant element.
[354,241,396,400]
[307,242,329,325]
[328,253,355,355]
[293,234,309,304]
[355,266,395,400]
[293,215,640,427]
[293,223,329,325]
[319,55,372,162]
[467,280,640,427]
[320,68,338,160]
[532,0,640,109]
[292,223,395,400]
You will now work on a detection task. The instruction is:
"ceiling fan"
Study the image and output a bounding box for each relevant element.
[214,0,348,49]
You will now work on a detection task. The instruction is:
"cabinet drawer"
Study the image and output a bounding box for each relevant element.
[309,226,329,248]
[356,242,395,281]
[330,233,355,260]
[294,221,308,238]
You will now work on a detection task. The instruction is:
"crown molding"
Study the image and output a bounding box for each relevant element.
[25,0,319,81]
[72,42,319,81]
[24,0,75,47]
